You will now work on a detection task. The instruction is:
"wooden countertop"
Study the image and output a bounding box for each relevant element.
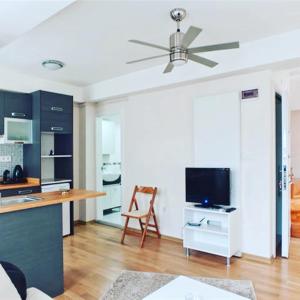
[0,189,106,214]
[0,177,40,190]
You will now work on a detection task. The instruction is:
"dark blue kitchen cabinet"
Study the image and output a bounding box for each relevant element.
[28,90,74,234]
[24,90,74,235]
[0,92,4,135]
[4,91,32,119]
[39,91,73,134]
[40,91,73,114]
[1,186,41,197]
[41,119,73,133]
[41,111,72,133]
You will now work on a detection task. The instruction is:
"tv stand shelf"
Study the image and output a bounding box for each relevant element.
[185,223,228,236]
[183,205,240,265]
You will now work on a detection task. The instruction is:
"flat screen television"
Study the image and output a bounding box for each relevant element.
[185,168,230,207]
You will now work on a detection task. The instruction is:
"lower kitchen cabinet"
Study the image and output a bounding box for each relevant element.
[1,186,41,197]
[42,182,72,236]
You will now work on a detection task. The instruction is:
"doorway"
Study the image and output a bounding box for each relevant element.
[96,114,122,227]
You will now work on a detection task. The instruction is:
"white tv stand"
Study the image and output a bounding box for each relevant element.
[183,205,240,265]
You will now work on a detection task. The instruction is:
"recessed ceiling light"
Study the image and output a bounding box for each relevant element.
[42,60,65,71]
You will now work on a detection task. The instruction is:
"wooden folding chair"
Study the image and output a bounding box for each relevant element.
[121,185,161,248]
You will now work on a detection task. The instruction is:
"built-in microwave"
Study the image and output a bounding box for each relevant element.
[0,117,33,144]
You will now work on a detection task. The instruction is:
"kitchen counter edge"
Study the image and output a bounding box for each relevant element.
[0,189,105,214]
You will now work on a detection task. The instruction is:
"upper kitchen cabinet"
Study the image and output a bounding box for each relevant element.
[38,91,73,134]
[4,91,32,119]
[40,91,73,114]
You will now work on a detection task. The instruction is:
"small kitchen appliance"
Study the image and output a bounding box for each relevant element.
[13,165,26,183]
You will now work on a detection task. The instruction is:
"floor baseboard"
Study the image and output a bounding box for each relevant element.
[242,253,274,264]
[75,221,181,241]
[74,220,95,225]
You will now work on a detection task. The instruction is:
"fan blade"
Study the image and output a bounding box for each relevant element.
[189,54,218,68]
[127,54,169,64]
[129,39,169,51]
[181,26,202,48]
[189,41,239,53]
[163,62,174,73]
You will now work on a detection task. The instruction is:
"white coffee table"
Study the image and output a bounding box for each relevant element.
[143,276,249,300]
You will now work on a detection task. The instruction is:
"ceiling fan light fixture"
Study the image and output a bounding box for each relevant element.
[172,58,187,67]
[170,50,188,66]
[42,59,65,71]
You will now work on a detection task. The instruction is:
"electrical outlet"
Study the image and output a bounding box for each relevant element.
[0,156,11,162]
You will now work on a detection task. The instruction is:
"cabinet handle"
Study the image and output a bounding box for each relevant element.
[11,112,26,117]
[51,106,63,112]
[51,127,63,131]
[18,189,32,195]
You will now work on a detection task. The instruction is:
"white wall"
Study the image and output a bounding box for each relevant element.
[291,110,300,178]
[288,76,300,111]
[80,70,274,258]
[193,92,241,209]
[73,103,81,220]
[78,102,97,221]
[241,79,274,257]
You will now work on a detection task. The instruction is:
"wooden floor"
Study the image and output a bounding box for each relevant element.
[56,223,300,300]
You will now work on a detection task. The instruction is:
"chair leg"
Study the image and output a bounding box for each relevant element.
[121,217,130,244]
[140,215,150,248]
[152,214,161,238]
[139,219,144,233]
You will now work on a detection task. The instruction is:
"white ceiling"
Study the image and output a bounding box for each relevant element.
[0,0,74,47]
[1,0,300,86]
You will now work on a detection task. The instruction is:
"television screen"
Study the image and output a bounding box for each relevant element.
[185,168,230,207]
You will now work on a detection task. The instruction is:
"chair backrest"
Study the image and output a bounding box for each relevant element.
[136,186,156,194]
[129,185,157,212]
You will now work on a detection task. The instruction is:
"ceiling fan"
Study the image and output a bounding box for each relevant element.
[127,8,239,73]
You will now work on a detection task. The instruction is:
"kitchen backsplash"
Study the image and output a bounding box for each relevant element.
[0,145,23,176]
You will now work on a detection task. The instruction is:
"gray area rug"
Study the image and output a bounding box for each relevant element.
[102,271,256,300]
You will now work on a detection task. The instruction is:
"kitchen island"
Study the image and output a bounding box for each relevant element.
[0,189,105,297]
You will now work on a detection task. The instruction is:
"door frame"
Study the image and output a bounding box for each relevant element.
[95,114,123,228]
[275,93,283,255]
[274,91,290,258]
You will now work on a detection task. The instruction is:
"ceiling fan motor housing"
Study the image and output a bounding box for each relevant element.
[169,31,188,65]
